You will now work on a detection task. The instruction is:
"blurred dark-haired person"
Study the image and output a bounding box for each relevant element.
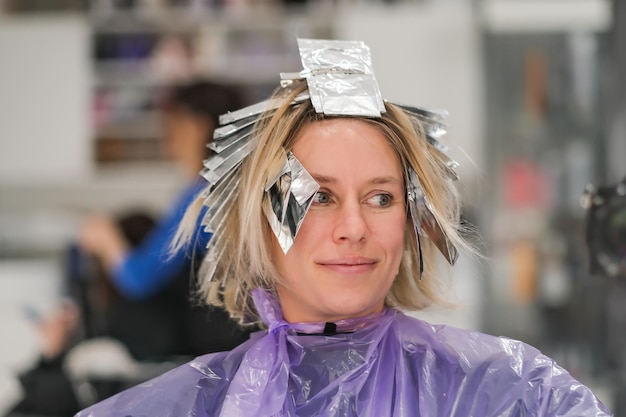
[78,80,253,357]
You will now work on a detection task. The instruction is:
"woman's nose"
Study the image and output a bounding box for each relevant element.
[332,200,369,243]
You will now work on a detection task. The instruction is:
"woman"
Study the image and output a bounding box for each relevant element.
[79,80,241,300]
[77,39,611,416]
[78,80,253,358]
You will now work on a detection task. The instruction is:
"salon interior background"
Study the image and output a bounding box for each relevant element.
[0,0,624,410]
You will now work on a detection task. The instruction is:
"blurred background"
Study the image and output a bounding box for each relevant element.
[1,0,625,415]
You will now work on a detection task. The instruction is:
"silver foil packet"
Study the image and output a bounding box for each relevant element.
[407,168,459,266]
[264,152,320,254]
[297,38,385,117]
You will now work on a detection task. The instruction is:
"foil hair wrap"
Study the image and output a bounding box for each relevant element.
[264,152,320,254]
[281,38,386,117]
[198,37,462,283]
[407,168,459,270]
[76,289,612,417]
[398,104,460,268]
[397,104,460,181]
[198,91,313,277]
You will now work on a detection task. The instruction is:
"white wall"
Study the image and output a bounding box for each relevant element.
[0,15,93,185]
[0,15,186,254]
[481,0,611,33]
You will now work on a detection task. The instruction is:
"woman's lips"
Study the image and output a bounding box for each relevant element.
[318,257,378,274]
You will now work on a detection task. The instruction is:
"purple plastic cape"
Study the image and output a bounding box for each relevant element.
[77,289,611,417]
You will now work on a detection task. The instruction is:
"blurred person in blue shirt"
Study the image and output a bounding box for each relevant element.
[78,80,253,358]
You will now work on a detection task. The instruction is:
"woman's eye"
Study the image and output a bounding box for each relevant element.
[313,191,331,204]
[369,193,392,207]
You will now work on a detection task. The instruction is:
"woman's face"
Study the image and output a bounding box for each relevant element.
[273,118,407,323]
[162,109,208,171]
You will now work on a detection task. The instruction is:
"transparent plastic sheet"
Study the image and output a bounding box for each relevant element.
[77,289,612,417]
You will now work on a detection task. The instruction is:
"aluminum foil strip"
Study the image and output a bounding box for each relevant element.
[201,140,254,185]
[299,38,375,74]
[308,74,385,117]
[407,116,448,142]
[265,177,294,254]
[202,167,239,210]
[202,194,234,240]
[398,105,460,182]
[264,156,291,193]
[203,178,241,233]
[399,109,449,145]
[285,153,319,207]
[200,179,239,283]
[200,142,252,185]
[213,114,259,139]
[396,104,448,121]
[208,125,254,154]
[204,139,250,171]
[264,152,319,254]
[407,168,459,266]
[297,38,385,117]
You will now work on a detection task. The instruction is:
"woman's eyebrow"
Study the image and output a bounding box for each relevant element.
[369,176,403,186]
[311,174,336,184]
[311,174,402,187]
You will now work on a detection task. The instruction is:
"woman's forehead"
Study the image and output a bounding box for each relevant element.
[290,118,404,182]
[292,118,385,146]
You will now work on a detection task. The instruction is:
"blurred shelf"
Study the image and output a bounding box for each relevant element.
[94,60,162,87]
[89,6,202,34]
[88,3,336,34]
[88,2,337,164]
[94,54,298,87]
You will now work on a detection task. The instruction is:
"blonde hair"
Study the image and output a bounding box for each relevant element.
[174,81,472,324]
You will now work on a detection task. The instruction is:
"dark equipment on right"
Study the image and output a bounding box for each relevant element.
[582,175,626,416]
[583,175,626,281]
